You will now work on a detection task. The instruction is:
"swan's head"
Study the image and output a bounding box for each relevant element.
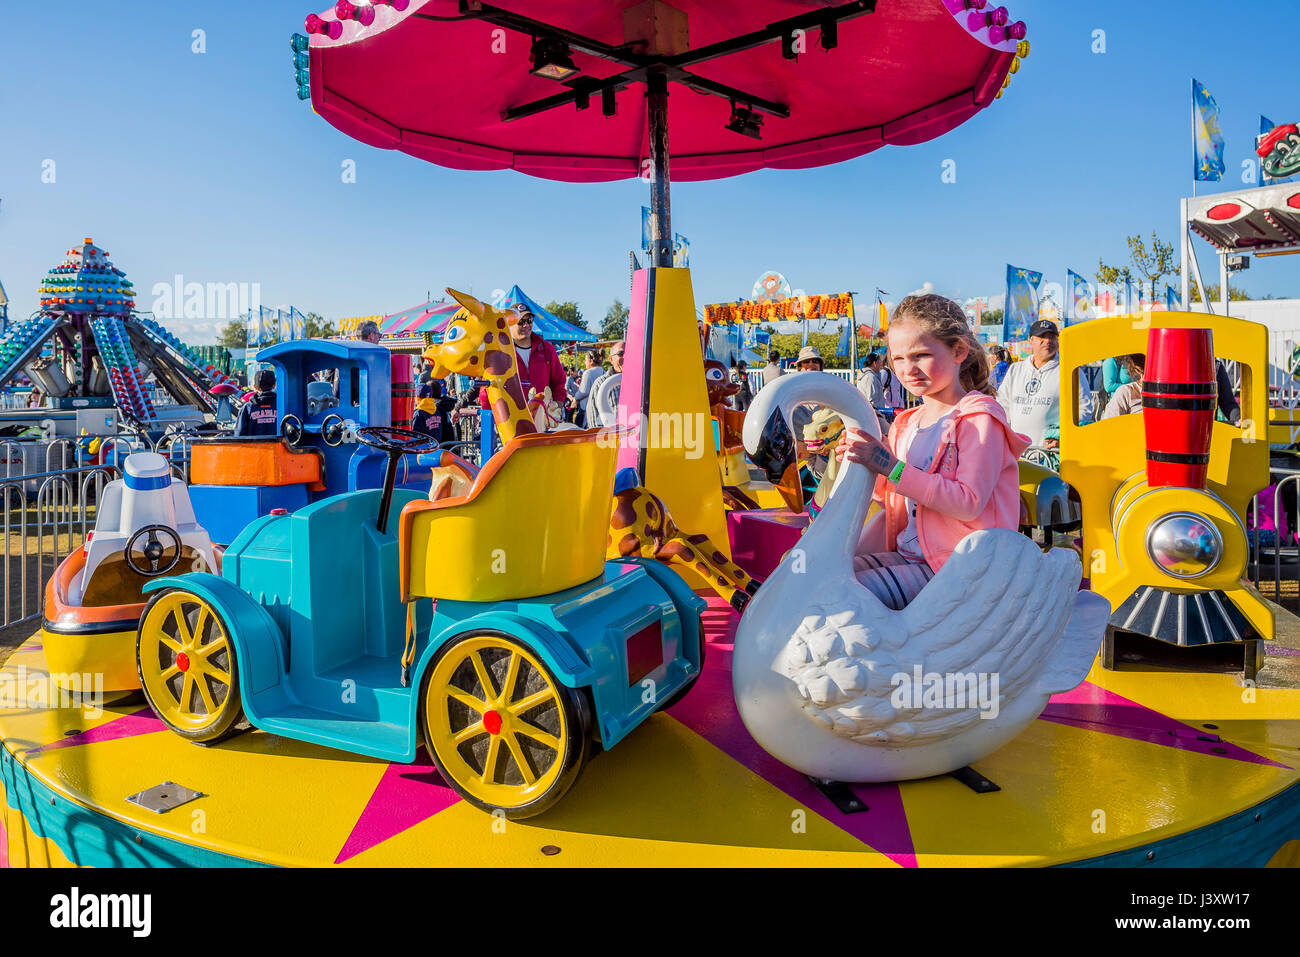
[745,372,880,514]
[745,371,880,455]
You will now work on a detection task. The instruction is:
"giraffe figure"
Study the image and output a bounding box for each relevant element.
[431,289,759,611]
[426,288,538,443]
[608,486,761,613]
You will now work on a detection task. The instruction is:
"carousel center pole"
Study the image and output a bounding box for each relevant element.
[618,67,731,567]
[646,71,673,269]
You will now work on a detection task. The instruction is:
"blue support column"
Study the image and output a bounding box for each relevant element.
[478,407,496,462]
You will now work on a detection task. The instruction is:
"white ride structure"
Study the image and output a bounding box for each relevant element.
[734,373,1109,782]
[75,452,219,605]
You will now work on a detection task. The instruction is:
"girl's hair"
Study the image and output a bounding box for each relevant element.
[888,294,996,396]
[1121,353,1145,382]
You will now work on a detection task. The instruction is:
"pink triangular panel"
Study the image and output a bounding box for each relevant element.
[1040,682,1290,769]
[334,748,460,863]
[669,597,917,867]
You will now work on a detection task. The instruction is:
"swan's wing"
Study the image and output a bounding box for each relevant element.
[778,530,1082,747]
[1032,589,1110,696]
[892,530,1082,740]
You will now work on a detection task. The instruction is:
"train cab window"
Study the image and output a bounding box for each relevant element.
[1072,353,1247,428]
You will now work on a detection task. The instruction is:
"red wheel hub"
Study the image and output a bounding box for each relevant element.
[483,710,502,735]
[176,652,191,673]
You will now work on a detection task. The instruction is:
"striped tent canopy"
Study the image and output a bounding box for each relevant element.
[488,287,597,343]
[379,300,463,336]
[418,287,599,344]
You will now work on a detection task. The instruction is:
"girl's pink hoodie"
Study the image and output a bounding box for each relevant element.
[857,391,1029,573]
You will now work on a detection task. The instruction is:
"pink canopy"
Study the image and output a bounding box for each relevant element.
[303,0,1026,184]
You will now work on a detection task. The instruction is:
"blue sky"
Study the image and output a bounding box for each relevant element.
[1,0,1297,344]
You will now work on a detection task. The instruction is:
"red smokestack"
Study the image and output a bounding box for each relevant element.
[1142,328,1216,489]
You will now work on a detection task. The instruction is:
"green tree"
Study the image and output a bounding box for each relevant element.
[304,312,338,338]
[980,307,1004,327]
[217,319,247,349]
[1095,258,1133,287]
[544,300,587,332]
[1126,232,1177,292]
[601,299,630,340]
[1189,280,1251,302]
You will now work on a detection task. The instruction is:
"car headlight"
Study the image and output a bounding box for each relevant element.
[1146,513,1222,579]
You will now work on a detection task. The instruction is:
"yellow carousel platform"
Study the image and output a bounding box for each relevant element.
[3,599,1300,868]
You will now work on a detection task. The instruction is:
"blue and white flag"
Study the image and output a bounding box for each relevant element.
[1124,279,1140,314]
[1193,79,1225,182]
[1166,284,1181,311]
[673,233,690,268]
[1065,269,1093,326]
[641,207,652,252]
[1004,264,1042,340]
[835,318,852,358]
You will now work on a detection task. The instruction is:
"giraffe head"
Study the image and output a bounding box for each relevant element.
[424,288,520,383]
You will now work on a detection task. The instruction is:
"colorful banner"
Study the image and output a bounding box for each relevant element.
[835,319,852,358]
[1003,265,1042,341]
[641,206,652,251]
[1193,78,1225,181]
[673,233,690,268]
[703,293,855,325]
[741,325,770,352]
[1065,269,1093,326]
[1166,284,1181,311]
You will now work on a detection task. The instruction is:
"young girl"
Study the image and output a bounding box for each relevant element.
[836,294,1030,610]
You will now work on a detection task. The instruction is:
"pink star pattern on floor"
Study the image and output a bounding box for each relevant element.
[334,747,461,863]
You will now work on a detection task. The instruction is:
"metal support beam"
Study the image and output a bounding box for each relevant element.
[646,72,673,268]
[480,0,875,123]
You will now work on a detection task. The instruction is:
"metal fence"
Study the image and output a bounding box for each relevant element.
[1248,466,1300,614]
[0,432,198,631]
[2,463,120,629]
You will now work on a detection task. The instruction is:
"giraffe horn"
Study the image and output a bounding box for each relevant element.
[445,287,485,318]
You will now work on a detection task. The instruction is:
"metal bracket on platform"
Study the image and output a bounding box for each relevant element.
[807,776,869,814]
[125,781,204,814]
[950,766,1000,794]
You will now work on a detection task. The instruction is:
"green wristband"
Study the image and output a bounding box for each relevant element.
[888,460,906,484]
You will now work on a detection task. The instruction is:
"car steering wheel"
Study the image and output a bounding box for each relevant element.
[355,426,441,456]
[124,524,183,577]
[356,427,442,533]
[322,413,347,448]
[281,413,304,447]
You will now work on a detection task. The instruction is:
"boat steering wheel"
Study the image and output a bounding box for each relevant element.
[124,524,183,577]
[356,426,442,533]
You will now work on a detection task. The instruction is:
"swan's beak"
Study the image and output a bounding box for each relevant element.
[750,405,804,513]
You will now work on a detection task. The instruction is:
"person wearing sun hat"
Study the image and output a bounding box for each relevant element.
[795,344,824,371]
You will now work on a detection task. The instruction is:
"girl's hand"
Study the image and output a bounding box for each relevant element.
[838,427,899,476]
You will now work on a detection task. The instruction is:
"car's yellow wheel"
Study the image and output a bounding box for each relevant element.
[137,590,244,743]
[424,633,589,819]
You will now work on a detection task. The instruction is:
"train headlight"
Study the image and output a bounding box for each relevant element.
[1146,513,1222,579]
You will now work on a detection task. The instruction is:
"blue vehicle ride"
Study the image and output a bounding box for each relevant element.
[187,338,435,545]
[135,422,707,818]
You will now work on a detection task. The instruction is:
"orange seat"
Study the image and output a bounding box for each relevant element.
[191,438,325,490]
